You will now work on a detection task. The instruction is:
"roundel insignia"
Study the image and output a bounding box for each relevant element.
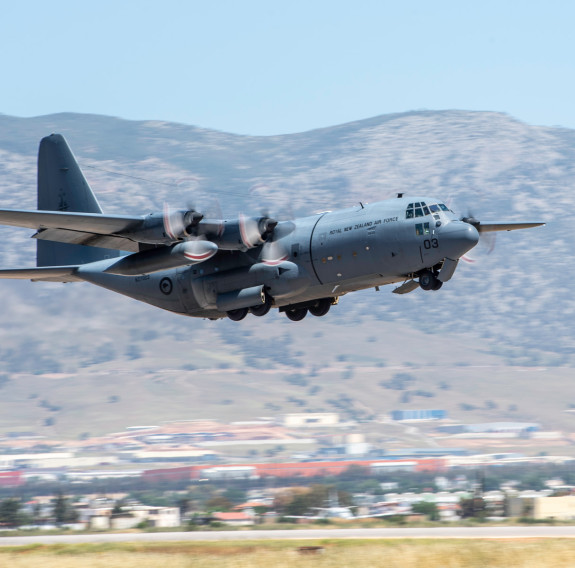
[159,277,173,295]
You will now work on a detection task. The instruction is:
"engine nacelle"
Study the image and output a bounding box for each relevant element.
[216,285,265,311]
[191,260,310,310]
[104,240,218,276]
[120,210,203,245]
[265,261,309,299]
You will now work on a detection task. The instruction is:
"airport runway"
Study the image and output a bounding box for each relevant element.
[1,526,575,545]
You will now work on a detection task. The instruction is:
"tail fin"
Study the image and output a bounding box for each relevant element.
[36,134,120,266]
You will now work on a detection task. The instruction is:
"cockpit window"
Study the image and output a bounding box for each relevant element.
[439,203,449,212]
[429,204,440,213]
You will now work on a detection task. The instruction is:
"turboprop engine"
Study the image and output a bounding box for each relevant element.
[195,215,278,251]
[118,209,204,245]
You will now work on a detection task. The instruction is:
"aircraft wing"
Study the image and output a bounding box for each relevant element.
[478,222,545,233]
[0,266,81,282]
[0,209,145,252]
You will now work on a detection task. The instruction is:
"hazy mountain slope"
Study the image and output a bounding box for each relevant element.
[0,111,573,437]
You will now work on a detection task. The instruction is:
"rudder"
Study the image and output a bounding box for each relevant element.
[36,134,120,266]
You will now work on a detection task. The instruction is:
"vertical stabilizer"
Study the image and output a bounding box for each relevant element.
[36,134,120,266]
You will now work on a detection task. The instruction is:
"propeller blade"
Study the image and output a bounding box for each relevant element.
[261,239,290,266]
[239,214,278,248]
[163,203,185,241]
[260,221,294,265]
[461,232,496,263]
[163,203,203,241]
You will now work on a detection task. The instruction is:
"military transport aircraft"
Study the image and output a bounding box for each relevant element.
[0,134,544,322]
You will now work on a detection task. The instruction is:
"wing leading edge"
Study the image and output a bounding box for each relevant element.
[478,222,545,233]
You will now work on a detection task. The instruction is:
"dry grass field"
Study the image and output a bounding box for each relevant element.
[1,539,574,568]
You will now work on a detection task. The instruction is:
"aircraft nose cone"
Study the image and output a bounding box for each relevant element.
[441,221,479,258]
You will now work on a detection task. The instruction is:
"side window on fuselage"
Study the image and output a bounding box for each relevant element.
[415,222,430,236]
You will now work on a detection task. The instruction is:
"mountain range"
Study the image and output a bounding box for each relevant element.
[0,110,573,439]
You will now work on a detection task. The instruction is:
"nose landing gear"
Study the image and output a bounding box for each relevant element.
[418,269,443,291]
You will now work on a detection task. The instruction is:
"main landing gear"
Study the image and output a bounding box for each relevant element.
[227,295,336,322]
[249,292,272,317]
[285,307,307,321]
[227,307,249,321]
[283,297,333,322]
[418,269,443,291]
[227,291,272,321]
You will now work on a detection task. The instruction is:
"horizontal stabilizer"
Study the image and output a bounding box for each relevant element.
[0,266,81,282]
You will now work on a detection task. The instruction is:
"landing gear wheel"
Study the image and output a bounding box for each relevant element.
[227,308,248,321]
[249,292,272,317]
[431,279,443,291]
[420,270,443,291]
[285,307,308,321]
[419,270,436,291]
[309,298,331,317]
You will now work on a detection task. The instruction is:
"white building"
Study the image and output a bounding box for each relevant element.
[282,413,339,427]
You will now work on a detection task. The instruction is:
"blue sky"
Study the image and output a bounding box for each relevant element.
[1,0,574,135]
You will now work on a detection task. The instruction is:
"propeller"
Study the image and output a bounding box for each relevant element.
[461,232,496,263]
[239,213,278,249]
[163,203,203,241]
[460,209,496,263]
[461,213,481,231]
[261,220,296,265]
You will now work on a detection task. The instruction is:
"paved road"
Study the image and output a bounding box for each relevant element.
[1,526,575,545]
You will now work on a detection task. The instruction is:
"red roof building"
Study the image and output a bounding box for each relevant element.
[0,471,24,488]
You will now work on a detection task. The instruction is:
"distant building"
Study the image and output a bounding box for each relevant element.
[200,466,258,480]
[129,449,217,462]
[210,512,254,526]
[437,422,540,435]
[371,461,417,474]
[508,496,575,520]
[87,505,180,529]
[142,457,447,483]
[391,410,446,421]
[282,413,340,427]
[384,448,467,458]
[0,471,23,488]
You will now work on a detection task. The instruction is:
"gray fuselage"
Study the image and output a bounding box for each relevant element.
[77,196,478,319]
